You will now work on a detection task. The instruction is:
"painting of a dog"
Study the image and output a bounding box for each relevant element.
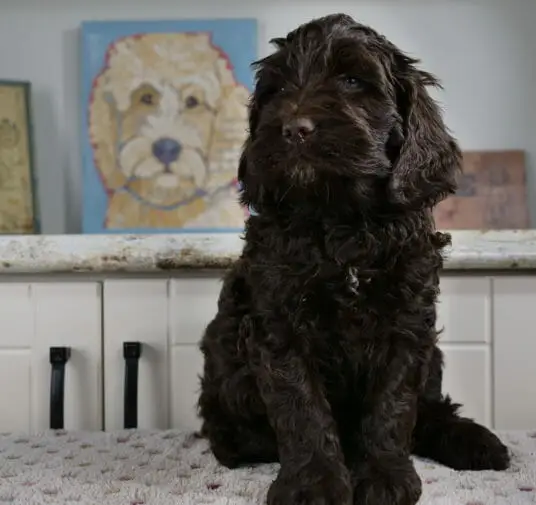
[81,20,257,232]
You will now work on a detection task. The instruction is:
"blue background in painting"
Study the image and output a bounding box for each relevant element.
[80,18,257,234]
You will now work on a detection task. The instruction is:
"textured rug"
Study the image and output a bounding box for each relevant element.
[0,430,535,504]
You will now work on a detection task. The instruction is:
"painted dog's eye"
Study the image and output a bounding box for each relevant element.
[185,95,200,109]
[140,93,154,105]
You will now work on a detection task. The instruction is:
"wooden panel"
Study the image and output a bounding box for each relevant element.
[434,150,529,229]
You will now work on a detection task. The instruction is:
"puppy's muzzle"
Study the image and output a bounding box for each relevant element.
[282,117,315,143]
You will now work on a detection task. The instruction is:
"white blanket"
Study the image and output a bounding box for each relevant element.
[0,430,534,504]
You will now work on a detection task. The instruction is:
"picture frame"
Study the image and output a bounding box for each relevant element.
[0,79,40,234]
[80,18,257,234]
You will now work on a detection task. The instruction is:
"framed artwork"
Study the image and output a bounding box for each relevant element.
[80,18,257,233]
[434,150,530,229]
[0,80,39,234]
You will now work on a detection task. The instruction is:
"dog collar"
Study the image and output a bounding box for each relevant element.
[115,181,208,211]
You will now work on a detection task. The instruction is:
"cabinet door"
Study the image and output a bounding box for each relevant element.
[440,345,491,427]
[437,276,492,427]
[493,277,536,430]
[0,282,102,433]
[103,279,170,431]
[103,276,221,432]
[169,276,221,431]
[437,276,491,343]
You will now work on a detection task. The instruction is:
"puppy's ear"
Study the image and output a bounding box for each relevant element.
[237,147,250,209]
[237,69,275,210]
[236,94,259,208]
[269,37,287,49]
[238,55,278,209]
[237,64,262,184]
[389,55,462,209]
[237,144,248,183]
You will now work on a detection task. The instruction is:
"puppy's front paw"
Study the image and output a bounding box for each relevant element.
[267,461,352,505]
[352,455,421,505]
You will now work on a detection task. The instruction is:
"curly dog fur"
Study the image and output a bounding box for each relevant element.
[198,14,510,505]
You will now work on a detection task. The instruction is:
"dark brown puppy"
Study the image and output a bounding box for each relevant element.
[198,13,510,505]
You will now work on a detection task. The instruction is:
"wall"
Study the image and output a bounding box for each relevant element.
[1,0,535,233]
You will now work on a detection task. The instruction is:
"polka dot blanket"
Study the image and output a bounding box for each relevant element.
[0,430,534,504]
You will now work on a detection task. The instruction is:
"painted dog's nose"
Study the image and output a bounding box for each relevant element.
[152,137,182,164]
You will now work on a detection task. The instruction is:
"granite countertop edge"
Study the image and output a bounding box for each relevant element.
[0,230,535,274]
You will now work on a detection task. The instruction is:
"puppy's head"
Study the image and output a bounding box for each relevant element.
[239,14,461,214]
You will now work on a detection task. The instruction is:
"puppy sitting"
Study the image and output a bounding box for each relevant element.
[198,14,510,505]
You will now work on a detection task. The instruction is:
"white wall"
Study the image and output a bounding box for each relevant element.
[1,0,534,233]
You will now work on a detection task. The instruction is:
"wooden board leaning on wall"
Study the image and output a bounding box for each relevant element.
[433,150,530,230]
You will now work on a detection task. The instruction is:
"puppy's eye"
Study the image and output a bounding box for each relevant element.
[185,96,199,109]
[341,75,365,90]
[140,93,154,105]
[258,82,285,99]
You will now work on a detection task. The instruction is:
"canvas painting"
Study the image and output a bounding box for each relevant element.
[0,80,39,234]
[80,19,257,233]
[434,150,530,230]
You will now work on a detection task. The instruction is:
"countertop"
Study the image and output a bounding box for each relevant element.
[0,230,535,274]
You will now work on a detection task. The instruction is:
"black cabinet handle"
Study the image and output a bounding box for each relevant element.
[123,341,142,429]
[49,346,71,430]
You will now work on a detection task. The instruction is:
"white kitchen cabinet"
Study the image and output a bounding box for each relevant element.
[0,284,34,433]
[102,276,221,432]
[0,282,102,434]
[493,277,536,430]
[101,274,494,431]
[0,232,531,433]
[103,279,170,431]
[0,272,529,434]
[436,276,493,427]
[440,345,491,426]
[169,277,221,431]
[437,276,491,343]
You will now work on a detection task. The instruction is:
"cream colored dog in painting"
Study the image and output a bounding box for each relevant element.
[89,32,250,229]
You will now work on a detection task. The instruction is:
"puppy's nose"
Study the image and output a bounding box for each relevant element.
[152,137,182,165]
[282,117,315,142]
